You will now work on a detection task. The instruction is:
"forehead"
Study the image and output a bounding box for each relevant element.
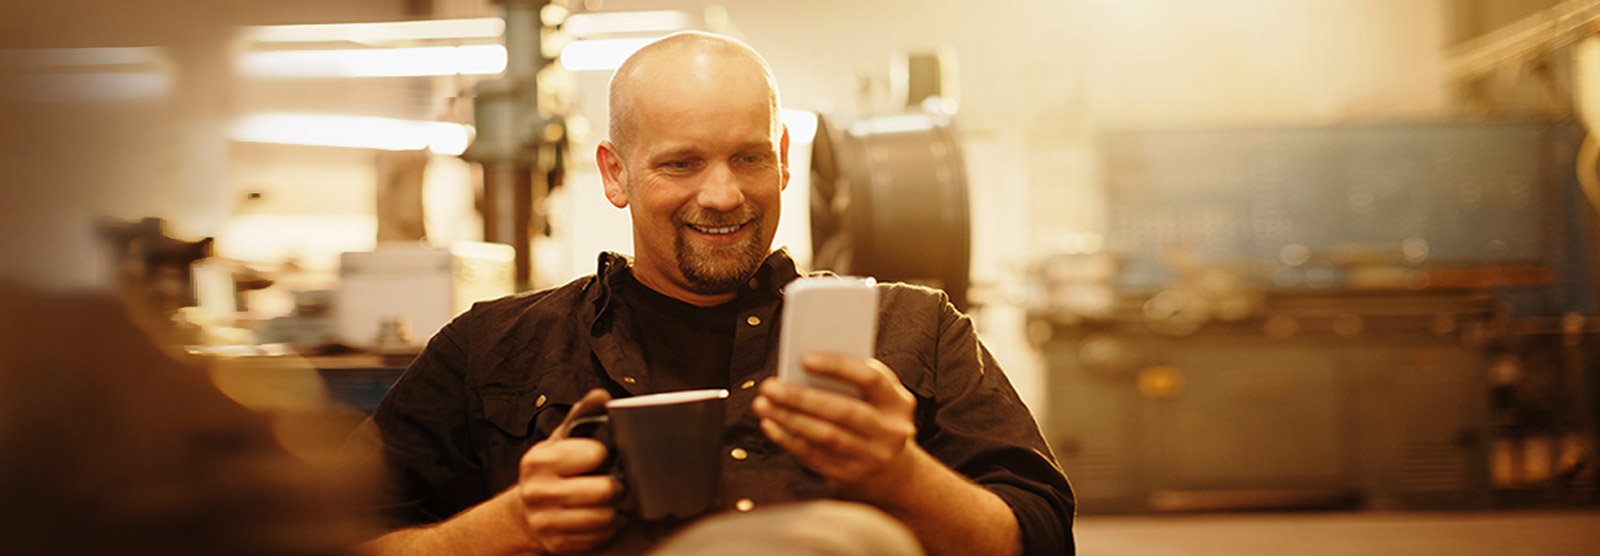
[629,75,778,157]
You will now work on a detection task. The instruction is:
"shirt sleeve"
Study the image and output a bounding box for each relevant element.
[367,319,489,526]
[918,293,1076,556]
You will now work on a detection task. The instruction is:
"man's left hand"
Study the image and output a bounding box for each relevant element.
[753,353,919,500]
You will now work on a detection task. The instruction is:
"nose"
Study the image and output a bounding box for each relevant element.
[696,162,745,211]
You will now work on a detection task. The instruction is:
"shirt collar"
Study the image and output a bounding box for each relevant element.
[585,248,804,326]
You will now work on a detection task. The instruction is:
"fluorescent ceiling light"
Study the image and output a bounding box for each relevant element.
[559,37,655,71]
[563,10,691,37]
[781,109,818,144]
[1,46,170,102]
[245,18,505,43]
[237,45,506,78]
[231,113,472,155]
[0,46,164,71]
[0,72,169,102]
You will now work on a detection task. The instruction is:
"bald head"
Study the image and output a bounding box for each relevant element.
[607,31,781,161]
[595,31,790,305]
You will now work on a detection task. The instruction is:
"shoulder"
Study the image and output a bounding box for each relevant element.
[443,275,598,341]
[456,250,630,327]
[469,276,591,314]
[795,269,956,317]
[875,281,959,325]
[868,281,967,397]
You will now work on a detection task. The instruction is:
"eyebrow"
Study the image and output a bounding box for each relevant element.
[647,139,775,162]
[647,147,701,162]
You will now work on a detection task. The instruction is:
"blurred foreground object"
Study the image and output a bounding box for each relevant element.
[0,284,380,556]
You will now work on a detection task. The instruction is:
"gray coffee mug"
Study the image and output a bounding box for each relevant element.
[556,388,729,521]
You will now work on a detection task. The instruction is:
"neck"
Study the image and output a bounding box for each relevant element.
[629,268,738,307]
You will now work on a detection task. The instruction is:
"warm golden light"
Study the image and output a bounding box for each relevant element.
[237,45,507,78]
[230,113,473,155]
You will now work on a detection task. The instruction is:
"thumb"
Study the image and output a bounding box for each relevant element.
[549,388,612,440]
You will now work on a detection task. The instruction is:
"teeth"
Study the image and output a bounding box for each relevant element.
[691,224,740,234]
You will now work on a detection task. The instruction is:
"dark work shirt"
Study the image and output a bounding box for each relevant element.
[615,268,738,392]
[368,249,1075,555]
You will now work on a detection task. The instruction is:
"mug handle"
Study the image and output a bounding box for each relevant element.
[550,411,628,505]
[549,388,613,440]
[546,392,620,480]
[554,413,609,440]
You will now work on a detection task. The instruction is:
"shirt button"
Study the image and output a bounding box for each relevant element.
[746,315,761,326]
[735,498,755,512]
[730,447,748,461]
[622,376,637,384]
[740,379,756,390]
[535,394,548,408]
[748,278,759,289]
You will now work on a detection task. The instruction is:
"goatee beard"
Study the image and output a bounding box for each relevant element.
[674,206,768,294]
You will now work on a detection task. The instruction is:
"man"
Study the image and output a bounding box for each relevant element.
[359,31,1073,556]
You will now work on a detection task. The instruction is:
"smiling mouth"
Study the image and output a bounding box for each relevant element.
[689,223,744,235]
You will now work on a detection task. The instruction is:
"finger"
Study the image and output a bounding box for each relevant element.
[527,506,619,536]
[758,378,904,440]
[753,393,872,455]
[549,388,613,441]
[540,528,620,555]
[760,416,820,463]
[760,376,855,414]
[800,354,915,410]
[523,437,611,477]
[759,417,868,479]
[521,474,624,507]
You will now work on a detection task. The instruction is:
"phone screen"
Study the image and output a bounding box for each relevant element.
[776,276,878,398]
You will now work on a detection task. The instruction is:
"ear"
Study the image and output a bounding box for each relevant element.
[779,124,792,191]
[597,140,629,209]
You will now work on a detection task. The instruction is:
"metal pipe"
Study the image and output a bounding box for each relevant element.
[468,0,553,291]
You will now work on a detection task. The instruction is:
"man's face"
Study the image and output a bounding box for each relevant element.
[601,65,789,304]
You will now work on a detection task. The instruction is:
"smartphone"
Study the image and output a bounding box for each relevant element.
[776,275,879,398]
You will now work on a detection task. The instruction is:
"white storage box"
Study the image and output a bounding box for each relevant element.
[335,242,515,350]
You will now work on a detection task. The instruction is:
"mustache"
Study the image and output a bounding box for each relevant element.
[675,205,761,227]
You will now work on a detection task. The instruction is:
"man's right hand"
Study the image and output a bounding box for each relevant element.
[511,389,624,555]
[359,389,625,556]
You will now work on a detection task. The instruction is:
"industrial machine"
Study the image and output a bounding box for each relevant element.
[808,112,973,311]
[1030,119,1600,512]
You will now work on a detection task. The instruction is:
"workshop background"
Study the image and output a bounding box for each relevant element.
[3,1,1599,554]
